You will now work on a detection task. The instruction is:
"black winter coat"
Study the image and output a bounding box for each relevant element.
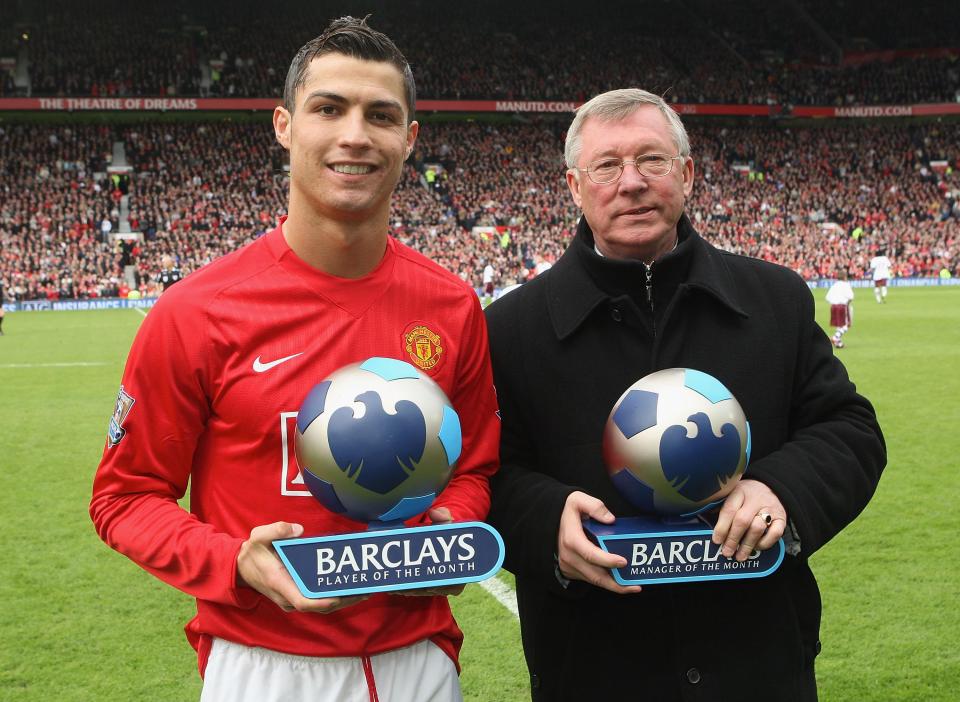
[484,216,885,702]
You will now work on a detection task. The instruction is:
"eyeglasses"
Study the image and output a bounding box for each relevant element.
[575,154,683,184]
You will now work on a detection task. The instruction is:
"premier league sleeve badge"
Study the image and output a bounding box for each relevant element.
[107,386,136,448]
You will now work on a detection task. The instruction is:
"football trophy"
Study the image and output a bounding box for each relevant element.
[584,368,784,585]
[273,357,504,598]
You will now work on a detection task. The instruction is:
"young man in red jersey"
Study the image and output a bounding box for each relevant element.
[90,17,499,702]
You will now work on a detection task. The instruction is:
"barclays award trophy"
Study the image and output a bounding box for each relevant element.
[584,368,784,585]
[274,357,504,598]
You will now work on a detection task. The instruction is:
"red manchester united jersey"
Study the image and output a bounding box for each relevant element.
[90,220,500,673]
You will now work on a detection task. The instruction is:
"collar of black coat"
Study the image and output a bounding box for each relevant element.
[545,213,749,340]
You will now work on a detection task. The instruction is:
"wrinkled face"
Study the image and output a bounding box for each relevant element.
[273,53,418,222]
[566,105,694,262]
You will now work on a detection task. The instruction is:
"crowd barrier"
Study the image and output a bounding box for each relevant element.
[4,276,956,313]
[4,297,158,312]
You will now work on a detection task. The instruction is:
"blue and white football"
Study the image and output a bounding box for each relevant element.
[295,357,462,525]
[602,368,751,517]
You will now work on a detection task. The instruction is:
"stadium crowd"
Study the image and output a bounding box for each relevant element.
[2,1,957,301]
[121,123,287,266]
[0,124,120,300]
[9,0,960,106]
[26,18,201,99]
[1,118,957,302]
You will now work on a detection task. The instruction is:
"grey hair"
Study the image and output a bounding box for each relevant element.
[564,89,690,169]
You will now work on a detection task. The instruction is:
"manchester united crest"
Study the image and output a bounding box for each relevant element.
[403,323,443,371]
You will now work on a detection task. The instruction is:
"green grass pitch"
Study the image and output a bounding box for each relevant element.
[1,286,957,701]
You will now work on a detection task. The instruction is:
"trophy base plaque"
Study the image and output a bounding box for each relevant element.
[275,521,505,598]
[584,516,784,586]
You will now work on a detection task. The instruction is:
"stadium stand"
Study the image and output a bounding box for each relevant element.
[0,0,957,301]
[1,119,956,301]
[7,0,959,105]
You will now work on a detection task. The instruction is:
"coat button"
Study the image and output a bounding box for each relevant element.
[610,307,622,322]
[530,674,541,690]
[686,668,701,684]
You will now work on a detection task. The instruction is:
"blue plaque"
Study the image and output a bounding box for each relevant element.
[275,522,505,598]
[585,516,784,585]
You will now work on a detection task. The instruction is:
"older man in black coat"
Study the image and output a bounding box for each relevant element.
[484,89,885,702]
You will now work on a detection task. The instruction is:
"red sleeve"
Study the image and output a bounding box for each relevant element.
[428,295,500,523]
[89,297,257,609]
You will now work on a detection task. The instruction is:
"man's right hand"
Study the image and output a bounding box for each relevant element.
[236,522,370,614]
[556,492,642,595]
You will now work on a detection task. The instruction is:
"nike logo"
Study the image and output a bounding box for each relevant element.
[253,352,304,373]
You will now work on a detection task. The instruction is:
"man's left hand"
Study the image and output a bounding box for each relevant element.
[712,479,787,562]
[393,507,466,597]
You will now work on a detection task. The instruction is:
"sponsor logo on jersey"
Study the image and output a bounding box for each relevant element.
[403,323,443,371]
[280,411,311,496]
[107,385,136,447]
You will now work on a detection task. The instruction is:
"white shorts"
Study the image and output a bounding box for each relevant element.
[200,637,462,702]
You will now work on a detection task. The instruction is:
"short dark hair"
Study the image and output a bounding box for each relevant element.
[283,15,416,121]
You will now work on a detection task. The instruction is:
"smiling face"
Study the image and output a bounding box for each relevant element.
[273,52,418,225]
[566,105,694,263]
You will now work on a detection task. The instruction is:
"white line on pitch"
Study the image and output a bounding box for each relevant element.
[479,577,519,618]
[0,362,109,368]
[133,307,148,317]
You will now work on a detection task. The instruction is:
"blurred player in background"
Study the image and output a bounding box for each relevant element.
[482,260,496,305]
[826,275,855,348]
[869,251,892,303]
[157,255,182,292]
[90,16,498,702]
